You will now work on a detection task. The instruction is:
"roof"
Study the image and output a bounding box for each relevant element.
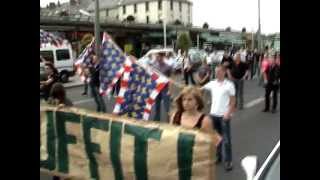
[87,0,192,11]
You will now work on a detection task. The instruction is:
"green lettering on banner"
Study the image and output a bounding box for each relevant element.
[40,111,56,170]
[125,124,163,180]
[177,132,195,180]
[56,111,80,173]
[110,121,124,180]
[82,116,109,180]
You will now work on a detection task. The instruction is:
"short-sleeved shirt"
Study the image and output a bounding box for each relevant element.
[230,61,248,79]
[203,79,236,116]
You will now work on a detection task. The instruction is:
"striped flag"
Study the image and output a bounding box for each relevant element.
[113,56,169,120]
[98,32,127,95]
[40,29,64,48]
[74,37,95,82]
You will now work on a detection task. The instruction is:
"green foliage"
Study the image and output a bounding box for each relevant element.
[177,32,192,53]
[80,33,94,52]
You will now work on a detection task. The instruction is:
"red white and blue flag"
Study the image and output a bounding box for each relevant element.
[113,56,169,120]
[98,32,127,96]
[40,29,64,48]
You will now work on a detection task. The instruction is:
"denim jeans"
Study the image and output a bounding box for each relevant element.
[211,115,232,163]
[233,79,244,109]
[153,86,171,122]
[90,84,106,113]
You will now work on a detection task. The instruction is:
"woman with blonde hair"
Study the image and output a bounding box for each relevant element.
[170,86,221,146]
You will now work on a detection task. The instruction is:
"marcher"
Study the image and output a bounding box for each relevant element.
[40,62,60,101]
[262,54,280,113]
[183,51,196,85]
[89,54,106,113]
[227,53,249,110]
[81,65,90,96]
[152,53,173,122]
[195,59,211,86]
[202,64,236,171]
[170,86,222,146]
[47,82,73,107]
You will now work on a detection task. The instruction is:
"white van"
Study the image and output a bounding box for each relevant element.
[40,44,74,83]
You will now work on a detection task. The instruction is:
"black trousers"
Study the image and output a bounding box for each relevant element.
[184,70,195,85]
[264,84,279,110]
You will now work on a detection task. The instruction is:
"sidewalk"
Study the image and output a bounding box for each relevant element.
[64,75,84,88]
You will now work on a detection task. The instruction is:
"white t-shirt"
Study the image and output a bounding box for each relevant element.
[203,79,236,117]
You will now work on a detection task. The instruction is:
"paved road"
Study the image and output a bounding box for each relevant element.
[41,78,280,180]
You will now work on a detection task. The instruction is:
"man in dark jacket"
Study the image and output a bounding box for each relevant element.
[262,55,280,113]
[89,54,106,113]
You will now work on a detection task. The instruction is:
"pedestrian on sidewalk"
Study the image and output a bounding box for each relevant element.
[202,64,236,171]
[262,54,280,113]
[227,53,249,110]
[89,54,106,113]
[170,86,222,146]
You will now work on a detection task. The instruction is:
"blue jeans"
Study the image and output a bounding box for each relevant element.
[232,79,244,109]
[211,115,232,163]
[153,86,171,122]
[90,84,106,113]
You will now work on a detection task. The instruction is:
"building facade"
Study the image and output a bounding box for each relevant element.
[87,0,192,26]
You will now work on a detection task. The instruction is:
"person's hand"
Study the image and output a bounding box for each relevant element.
[223,112,231,121]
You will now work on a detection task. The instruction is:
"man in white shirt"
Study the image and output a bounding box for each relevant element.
[202,64,236,171]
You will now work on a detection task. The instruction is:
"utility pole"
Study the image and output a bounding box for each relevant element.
[95,0,101,59]
[258,0,261,51]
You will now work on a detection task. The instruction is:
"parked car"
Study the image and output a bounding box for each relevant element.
[40,44,75,83]
[241,140,280,180]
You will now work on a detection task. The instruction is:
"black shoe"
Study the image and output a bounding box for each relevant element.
[82,92,87,96]
[224,162,233,171]
[271,109,277,113]
[262,109,269,112]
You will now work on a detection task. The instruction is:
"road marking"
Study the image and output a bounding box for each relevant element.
[244,97,264,108]
[74,99,94,105]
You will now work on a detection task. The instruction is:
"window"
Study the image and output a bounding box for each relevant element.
[123,5,126,14]
[40,50,54,64]
[158,0,162,10]
[146,2,149,12]
[56,49,70,61]
[170,0,173,10]
[146,16,149,24]
[179,2,182,12]
[106,9,109,16]
[134,4,137,13]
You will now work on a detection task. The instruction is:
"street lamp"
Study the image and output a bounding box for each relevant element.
[94,0,101,59]
[258,0,261,51]
[161,15,167,48]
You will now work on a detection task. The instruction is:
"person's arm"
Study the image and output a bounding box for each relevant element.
[227,69,233,80]
[201,116,222,146]
[169,111,177,124]
[41,77,54,86]
[223,95,236,120]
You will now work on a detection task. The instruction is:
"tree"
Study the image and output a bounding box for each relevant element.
[176,32,192,54]
[203,22,209,29]
[174,20,182,25]
[226,27,231,32]
[127,15,135,23]
[80,33,94,52]
[57,0,61,7]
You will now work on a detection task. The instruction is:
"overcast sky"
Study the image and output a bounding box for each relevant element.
[40,0,279,35]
